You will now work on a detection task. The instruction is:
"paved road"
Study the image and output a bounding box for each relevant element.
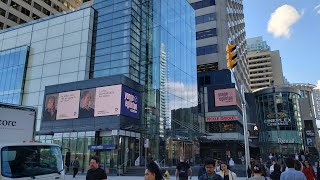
[65,174,247,180]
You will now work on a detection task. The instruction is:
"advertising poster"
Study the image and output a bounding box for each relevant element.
[43,94,58,121]
[79,88,96,118]
[214,88,237,107]
[56,90,80,120]
[94,85,122,117]
[121,85,140,119]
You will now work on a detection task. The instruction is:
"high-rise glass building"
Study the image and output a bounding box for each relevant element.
[0,0,198,169]
[92,0,198,162]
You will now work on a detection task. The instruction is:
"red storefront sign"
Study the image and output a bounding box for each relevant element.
[206,115,238,122]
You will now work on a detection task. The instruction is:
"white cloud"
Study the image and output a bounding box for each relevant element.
[267,4,302,38]
[315,4,320,14]
[316,80,320,89]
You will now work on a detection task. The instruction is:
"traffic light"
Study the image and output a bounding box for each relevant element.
[226,44,238,69]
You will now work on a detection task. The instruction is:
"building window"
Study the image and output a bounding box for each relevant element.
[1,0,8,4]
[21,7,30,16]
[196,13,216,24]
[32,13,40,20]
[196,28,217,40]
[0,22,3,29]
[0,7,5,16]
[197,44,218,56]
[43,0,51,6]
[42,8,50,16]
[34,2,42,11]
[23,0,31,5]
[8,13,18,23]
[19,19,26,24]
[10,1,20,10]
[191,0,215,10]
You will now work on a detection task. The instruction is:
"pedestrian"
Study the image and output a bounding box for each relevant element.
[198,162,206,179]
[218,161,237,180]
[295,153,299,160]
[199,158,223,180]
[269,153,274,160]
[144,161,163,180]
[241,156,245,165]
[270,160,276,173]
[175,157,192,180]
[294,160,303,172]
[270,164,281,180]
[302,160,315,180]
[316,160,320,180]
[72,156,80,178]
[248,163,266,180]
[228,158,235,168]
[280,157,306,180]
[86,156,107,180]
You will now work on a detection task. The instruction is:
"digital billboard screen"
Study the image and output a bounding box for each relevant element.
[42,85,140,121]
[214,88,238,107]
[94,85,122,117]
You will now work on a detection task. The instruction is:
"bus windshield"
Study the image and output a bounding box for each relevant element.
[1,145,63,178]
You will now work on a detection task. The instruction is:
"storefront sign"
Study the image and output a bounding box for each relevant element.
[88,144,117,150]
[278,138,295,144]
[264,118,291,126]
[214,88,238,107]
[206,115,238,122]
[305,129,315,137]
[264,112,291,126]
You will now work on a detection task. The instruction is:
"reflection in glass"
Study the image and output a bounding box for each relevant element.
[0,46,28,104]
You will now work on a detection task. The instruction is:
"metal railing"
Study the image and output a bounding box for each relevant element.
[158,159,166,168]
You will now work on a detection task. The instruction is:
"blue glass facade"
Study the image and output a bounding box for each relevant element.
[91,0,198,161]
[0,46,29,104]
[92,0,140,83]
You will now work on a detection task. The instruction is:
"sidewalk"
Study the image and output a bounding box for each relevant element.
[65,174,247,180]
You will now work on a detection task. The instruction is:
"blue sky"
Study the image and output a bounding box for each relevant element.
[243,0,320,87]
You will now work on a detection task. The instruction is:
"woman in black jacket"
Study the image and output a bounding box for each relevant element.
[270,164,281,180]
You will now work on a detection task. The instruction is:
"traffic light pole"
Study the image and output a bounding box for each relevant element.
[240,84,250,172]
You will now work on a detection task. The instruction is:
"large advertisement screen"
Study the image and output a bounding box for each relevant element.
[42,85,140,121]
[56,90,80,120]
[94,85,122,117]
[214,88,238,107]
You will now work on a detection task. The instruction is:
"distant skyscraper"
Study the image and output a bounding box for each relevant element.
[0,0,89,30]
[247,37,284,90]
[189,0,250,91]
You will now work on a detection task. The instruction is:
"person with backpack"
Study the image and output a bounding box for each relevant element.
[199,159,223,180]
[176,157,192,180]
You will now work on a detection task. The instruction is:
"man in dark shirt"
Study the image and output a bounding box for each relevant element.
[86,156,107,180]
[199,159,223,180]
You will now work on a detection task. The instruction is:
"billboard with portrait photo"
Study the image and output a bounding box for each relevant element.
[56,90,80,120]
[79,88,96,118]
[94,85,122,116]
[43,94,58,121]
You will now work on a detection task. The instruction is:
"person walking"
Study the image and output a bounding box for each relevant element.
[199,159,223,180]
[86,156,107,180]
[248,163,266,180]
[175,157,192,180]
[144,161,163,180]
[218,161,237,180]
[302,160,316,180]
[270,164,281,180]
[72,156,80,178]
[280,157,306,180]
[228,158,235,168]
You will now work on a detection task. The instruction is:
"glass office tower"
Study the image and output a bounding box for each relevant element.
[92,0,198,163]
